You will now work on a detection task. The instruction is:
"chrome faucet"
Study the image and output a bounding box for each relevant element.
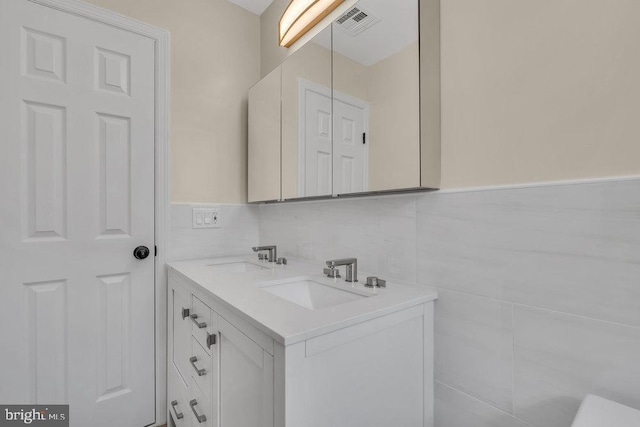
[325,258,358,282]
[252,245,277,263]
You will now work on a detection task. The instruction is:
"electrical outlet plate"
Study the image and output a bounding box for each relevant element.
[192,207,221,229]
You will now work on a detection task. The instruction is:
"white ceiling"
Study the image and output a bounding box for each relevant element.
[226,0,274,15]
[315,0,418,67]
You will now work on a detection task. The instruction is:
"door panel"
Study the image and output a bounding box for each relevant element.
[333,98,367,195]
[303,89,333,197]
[0,1,156,426]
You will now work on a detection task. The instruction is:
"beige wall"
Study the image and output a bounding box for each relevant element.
[440,0,640,188]
[86,0,260,203]
[263,0,640,189]
[260,0,289,77]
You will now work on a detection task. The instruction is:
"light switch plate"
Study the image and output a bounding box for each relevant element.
[192,207,221,229]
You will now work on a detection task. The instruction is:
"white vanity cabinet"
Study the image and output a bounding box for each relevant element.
[168,273,274,427]
[167,263,435,427]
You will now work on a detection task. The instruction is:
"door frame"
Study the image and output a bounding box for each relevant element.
[24,0,170,425]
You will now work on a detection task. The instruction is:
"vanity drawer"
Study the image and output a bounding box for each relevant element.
[190,378,215,427]
[168,366,189,427]
[191,295,214,353]
[190,336,213,399]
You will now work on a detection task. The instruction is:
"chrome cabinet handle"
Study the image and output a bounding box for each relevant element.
[189,356,206,376]
[170,400,184,420]
[206,333,217,349]
[181,307,190,320]
[190,314,206,329]
[189,399,207,423]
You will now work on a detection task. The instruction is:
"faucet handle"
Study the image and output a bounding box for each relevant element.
[252,245,277,262]
[365,276,386,288]
[323,267,341,278]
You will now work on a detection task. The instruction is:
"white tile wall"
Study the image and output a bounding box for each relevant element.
[514,306,640,427]
[435,289,514,412]
[435,382,529,427]
[416,180,640,327]
[259,195,418,282]
[257,177,640,427]
[170,203,259,261]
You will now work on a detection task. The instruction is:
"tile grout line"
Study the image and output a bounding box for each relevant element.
[512,300,640,331]
[512,302,516,418]
[414,195,419,284]
[436,380,533,426]
[429,286,640,332]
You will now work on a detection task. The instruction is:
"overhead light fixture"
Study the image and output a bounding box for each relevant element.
[279,0,345,48]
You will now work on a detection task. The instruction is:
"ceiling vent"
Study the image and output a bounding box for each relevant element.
[335,6,381,36]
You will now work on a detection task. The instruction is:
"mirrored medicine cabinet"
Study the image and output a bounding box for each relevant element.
[248,0,440,203]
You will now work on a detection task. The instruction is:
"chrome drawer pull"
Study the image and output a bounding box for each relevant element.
[189,399,207,423]
[206,333,217,349]
[189,356,206,376]
[190,314,206,329]
[181,307,190,320]
[170,400,184,420]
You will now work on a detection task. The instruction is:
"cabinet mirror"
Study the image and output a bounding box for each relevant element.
[281,26,333,199]
[331,0,420,195]
[249,0,439,203]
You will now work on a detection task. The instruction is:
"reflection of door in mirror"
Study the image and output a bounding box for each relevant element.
[333,0,420,195]
[298,80,332,197]
[298,81,369,196]
[333,91,368,194]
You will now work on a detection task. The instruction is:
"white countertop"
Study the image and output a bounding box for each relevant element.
[167,255,438,345]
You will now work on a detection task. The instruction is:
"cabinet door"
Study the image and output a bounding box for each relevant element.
[218,318,273,427]
[331,0,421,195]
[280,26,332,200]
[170,278,191,386]
[248,66,281,202]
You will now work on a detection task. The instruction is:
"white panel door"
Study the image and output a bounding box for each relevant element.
[333,98,367,195]
[303,89,333,197]
[0,1,156,426]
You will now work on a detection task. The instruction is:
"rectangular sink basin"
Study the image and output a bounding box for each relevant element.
[206,261,269,273]
[259,278,372,310]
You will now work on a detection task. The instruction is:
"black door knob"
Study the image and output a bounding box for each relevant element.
[133,246,150,260]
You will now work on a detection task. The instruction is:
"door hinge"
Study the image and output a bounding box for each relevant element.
[362,132,366,144]
[154,245,157,256]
